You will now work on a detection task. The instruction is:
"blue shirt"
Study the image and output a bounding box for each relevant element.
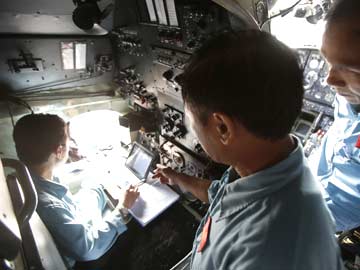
[31,172,127,267]
[191,138,343,270]
[314,95,360,231]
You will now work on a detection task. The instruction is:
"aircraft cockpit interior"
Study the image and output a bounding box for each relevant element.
[1,0,359,269]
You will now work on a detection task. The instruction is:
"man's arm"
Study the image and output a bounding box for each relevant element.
[153,165,211,203]
[40,185,139,262]
[313,132,360,231]
[39,203,126,262]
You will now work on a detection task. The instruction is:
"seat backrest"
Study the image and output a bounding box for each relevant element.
[0,160,22,263]
[29,211,68,270]
[2,158,67,270]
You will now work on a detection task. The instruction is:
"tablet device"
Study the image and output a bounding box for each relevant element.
[125,142,155,181]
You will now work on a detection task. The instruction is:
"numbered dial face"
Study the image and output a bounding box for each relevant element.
[172,151,185,168]
[186,162,197,176]
[304,70,319,90]
[309,58,320,70]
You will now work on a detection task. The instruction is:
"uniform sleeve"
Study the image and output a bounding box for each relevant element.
[38,199,127,262]
[313,128,360,231]
[207,180,221,204]
[207,169,231,204]
[75,185,108,211]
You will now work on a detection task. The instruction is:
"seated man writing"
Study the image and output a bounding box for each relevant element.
[13,113,139,268]
[154,30,343,270]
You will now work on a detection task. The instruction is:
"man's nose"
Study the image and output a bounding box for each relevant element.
[327,67,346,88]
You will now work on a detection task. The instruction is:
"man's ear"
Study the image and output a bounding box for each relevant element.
[212,113,236,145]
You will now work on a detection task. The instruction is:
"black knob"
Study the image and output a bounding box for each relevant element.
[163,69,174,81]
[197,18,207,29]
[195,143,203,153]
[187,40,196,48]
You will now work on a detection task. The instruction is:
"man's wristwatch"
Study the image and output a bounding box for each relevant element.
[119,206,132,224]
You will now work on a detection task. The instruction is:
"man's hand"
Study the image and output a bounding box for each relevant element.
[154,164,212,203]
[121,185,140,209]
[153,164,180,185]
[68,146,85,162]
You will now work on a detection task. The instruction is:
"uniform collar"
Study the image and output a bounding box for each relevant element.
[350,104,360,113]
[30,171,68,199]
[217,136,304,221]
[336,95,360,120]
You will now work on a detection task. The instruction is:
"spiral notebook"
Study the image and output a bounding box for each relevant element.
[107,142,180,226]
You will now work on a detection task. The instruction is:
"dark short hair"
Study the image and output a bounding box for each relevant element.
[181,30,304,140]
[325,0,360,24]
[13,114,67,165]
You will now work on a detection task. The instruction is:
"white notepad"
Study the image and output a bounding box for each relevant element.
[129,178,180,226]
[103,166,180,227]
[62,143,180,227]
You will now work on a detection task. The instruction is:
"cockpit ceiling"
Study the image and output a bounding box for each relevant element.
[0,13,109,35]
[0,0,112,35]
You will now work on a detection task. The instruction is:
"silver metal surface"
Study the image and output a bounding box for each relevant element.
[0,160,21,260]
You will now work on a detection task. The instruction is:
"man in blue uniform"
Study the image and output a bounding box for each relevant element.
[13,113,139,268]
[312,0,360,231]
[154,30,343,269]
